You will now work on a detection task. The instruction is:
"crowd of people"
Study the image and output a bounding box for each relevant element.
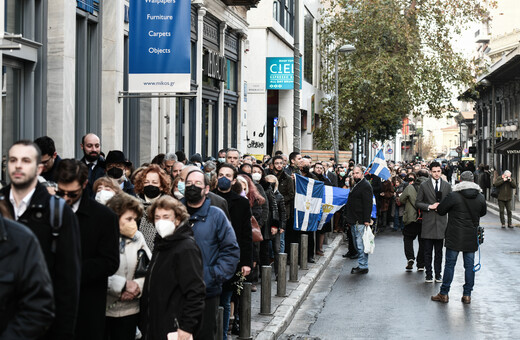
[1,132,511,340]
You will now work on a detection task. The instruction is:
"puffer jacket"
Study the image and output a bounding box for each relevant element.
[493,176,517,201]
[187,198,240,298]
[106,231,152,318]
[437,181,487,252]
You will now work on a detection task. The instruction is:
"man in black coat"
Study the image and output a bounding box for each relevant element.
[1,140,81,340]
[431,171,486,304]
[214,163,253,339]
[79,133,106,197]
[56,159,120,340]
[0,216,55,339]
[344,165,374,274]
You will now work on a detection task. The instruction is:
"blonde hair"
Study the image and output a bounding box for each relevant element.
[92,177,123,195]
[236,175,249,194]
[264,174,279,191]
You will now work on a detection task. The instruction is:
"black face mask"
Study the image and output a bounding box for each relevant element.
[405,177,414,183]
[302,166,310,173]
[107,167,124,179]
[143,185,161,199]
[185,185,204,204]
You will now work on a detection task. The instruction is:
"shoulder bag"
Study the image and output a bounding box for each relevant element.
[251,216,264,242]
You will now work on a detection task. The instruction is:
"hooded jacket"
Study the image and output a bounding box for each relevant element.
[437,181,487,252]
[139,220,206,339]
[399,176,428,225]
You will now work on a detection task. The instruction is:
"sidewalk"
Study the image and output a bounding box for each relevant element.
[233,234,343,340]
[487,199,520,225]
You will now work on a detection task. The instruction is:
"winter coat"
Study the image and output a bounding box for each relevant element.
[399,176,427,225]
[343,178,374,225]
[271,169,294,220]
[416,177,452,239]
[0,217,55,340]
[493,176,517,201]
[41,155,62,183]
[263,185,279,240]
[254,182,269,228]
[437,181,487,252]
[187,197,240,298]
[75,193,120,340]
[80,156,106,198]
[139,221,206,339]
[0,183,81,340]
[273,190,286,230]
[106,231,152,318]
[380,180,394,212]
[137,195,158,252]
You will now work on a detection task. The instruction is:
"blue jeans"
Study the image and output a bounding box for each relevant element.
[440,248,475,296]
[219,290,233,340]
[280,231,285,254]
[393,205,404,230]
[351,224,369,269]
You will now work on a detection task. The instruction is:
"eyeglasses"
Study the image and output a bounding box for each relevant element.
[40,157,53,165]
[56,188,82,199]
[186,180,204,187]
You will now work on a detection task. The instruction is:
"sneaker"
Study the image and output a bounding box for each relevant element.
[435,275,443,283]
[417,267,425,272]
[406,259,414,271]
[425,276,434,283]
[508,225,514,228]
[502,225,506,228]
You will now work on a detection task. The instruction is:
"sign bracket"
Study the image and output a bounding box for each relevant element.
[117,91,197,103]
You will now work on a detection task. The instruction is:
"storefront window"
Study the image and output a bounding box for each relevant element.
[225,59,237,92]
[2,66,22,181]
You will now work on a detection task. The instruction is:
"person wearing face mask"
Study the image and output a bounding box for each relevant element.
[105,151,136,196]
[105,193,151,340]
[133,164,172,252]
[214,164,253,340]
[182,169,240,340]
[93,177,123,205]
[140,196,206,340]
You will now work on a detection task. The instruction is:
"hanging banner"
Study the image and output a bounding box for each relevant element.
[129,0,191,93]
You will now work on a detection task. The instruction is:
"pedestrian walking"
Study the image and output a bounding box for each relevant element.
[493,170,517,228]
[344,165,374,274]
[431,171,487,304]
[416,162,452,283]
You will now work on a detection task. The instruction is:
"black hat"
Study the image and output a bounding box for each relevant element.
[190,153,203,164]
[105,150,130,166]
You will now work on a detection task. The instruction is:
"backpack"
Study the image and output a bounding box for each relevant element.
[48,195,66,253]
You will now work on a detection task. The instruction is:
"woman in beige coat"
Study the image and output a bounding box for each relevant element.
[105,193,152,340]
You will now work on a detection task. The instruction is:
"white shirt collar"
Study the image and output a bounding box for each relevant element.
[431,178,440,188]
[9,187,37,220]
[72,197,82,213]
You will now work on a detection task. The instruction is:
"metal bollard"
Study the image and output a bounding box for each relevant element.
[260,266,272,315]
[217,306,224,340]
[289,243,299,282]
[277,253,287,297]
[238,282,252,340]
[300,234,308,270]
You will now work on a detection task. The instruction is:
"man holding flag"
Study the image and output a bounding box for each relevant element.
[344,165,374,274]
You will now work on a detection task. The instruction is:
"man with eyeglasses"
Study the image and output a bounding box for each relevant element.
[34,135,62,183]
[181,169,239,340]
[0,140,81,340]
[56,159,120,340]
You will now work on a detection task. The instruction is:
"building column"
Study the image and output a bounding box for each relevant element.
[101,0,124,151]
[195,7,206,154]
[218,21,227,153]
[237,32,247,152]
[47,0,76,157]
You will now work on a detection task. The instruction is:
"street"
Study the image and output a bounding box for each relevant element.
[281,210,520,340]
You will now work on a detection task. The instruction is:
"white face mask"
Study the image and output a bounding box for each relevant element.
[173,191,184,200]
[95,190,115,205]
[252,173,262,182]
[155,219,176,238]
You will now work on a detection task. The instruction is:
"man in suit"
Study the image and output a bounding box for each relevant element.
[79,133,106,197]
[344,165,374,274]
[56,159,120,340]
[416,162,452,283]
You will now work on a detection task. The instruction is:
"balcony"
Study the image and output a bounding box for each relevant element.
[77,0,100,14]
[220,0,261,8]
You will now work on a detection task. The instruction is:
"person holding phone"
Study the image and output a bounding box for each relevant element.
[493,170,517,228]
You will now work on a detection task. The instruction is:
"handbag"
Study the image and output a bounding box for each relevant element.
[490,186,499,198]
[134,249,150,279]
[251,216,264,242]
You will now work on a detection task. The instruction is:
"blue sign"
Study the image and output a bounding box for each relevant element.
[129,0,191,93]
[266,57,302,90]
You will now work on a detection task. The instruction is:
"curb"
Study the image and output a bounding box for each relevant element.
[486,200,520,224]
[254,234,343,340]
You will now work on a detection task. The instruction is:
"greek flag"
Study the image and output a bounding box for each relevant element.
[294,174,324,232]
[318,186,350,230]
[368,149,391,180]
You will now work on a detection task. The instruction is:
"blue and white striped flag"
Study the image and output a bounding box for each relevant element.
[294,174,324,232]
[318,186,350,230]
[368,149,391,180]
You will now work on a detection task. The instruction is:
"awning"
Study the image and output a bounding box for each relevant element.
[493,139,509,150]
[496,139,520,155]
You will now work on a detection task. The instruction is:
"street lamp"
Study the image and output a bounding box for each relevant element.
[334,44,356,164]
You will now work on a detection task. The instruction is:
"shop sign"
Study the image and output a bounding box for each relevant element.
[129,0,191,93]
[204,49,226,81]
[266,57,302,90]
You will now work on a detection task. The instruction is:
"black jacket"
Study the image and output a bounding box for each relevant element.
[437,181,487,252]
[0,217,55,340]
[140,221,206,339]
[214,190,253,269]
[262,185,279,240]
[41,155,61,183]
[272,190,286,230]
[0,183,81,340]
[74,192,120,340]
[270,169,294,221]
[343,178,374,225]
[80,156,106,198]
